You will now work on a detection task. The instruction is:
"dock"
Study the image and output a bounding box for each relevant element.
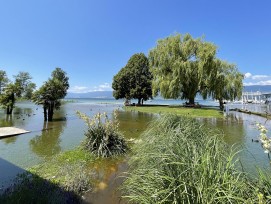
[0,127,30,139]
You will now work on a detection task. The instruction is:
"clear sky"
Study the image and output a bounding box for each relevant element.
[0,0,271,93]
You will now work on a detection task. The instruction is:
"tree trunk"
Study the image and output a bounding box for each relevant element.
[219,99,224,111]
[6,93,15,114]
[188,98,195,105]
[7,106,13,114]
[48,102,54,121]
[137,98,142,105]
[43,106,48,121]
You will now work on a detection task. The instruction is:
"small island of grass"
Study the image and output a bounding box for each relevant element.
[125,105,223,118]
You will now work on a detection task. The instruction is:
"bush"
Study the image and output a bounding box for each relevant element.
[77,111,128,157]
[121,115,269,203]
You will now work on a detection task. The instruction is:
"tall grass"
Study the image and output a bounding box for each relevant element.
[121,115,270,203]
[77,111,128,157]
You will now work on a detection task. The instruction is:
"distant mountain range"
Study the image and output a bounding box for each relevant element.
[65,85,271,99]
[243,85,271,93]
[66,91,114,99]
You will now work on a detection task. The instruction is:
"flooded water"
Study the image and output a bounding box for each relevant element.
[1,99,271,203]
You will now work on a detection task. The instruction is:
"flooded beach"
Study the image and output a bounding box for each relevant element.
[1,99,271,202]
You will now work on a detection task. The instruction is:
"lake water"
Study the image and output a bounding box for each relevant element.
[1,98,271,201]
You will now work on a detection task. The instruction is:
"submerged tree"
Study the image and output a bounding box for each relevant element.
[149,33,217,104]
[0,70,9,95]
[0,83,19,114]
[14,71,36,99]
[32,68,69,121]
[112,53,152,105]
[24,82,37,100]
[0,71,35,114]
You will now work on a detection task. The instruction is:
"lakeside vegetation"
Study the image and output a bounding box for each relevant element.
[122,115,271,203]
[112,33,243,110]
[125,105,224,118]
[0,32,269,203]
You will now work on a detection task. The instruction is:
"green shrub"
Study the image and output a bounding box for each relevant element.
[77,111,128,157]
[121,115,265,203]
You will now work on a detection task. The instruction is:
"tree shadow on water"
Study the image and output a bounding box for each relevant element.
[0,157,82,204]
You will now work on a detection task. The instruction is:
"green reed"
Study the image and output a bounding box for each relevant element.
[121,115,271,203]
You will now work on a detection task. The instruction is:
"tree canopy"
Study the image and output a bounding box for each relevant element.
[0,71,35,114]
[0,83,18,114]
[32,68,69,121]
[13,71,34,98]
[112,53,152,105]
[149,33,243,106]
[0,70,9,95]
[203,59,244,110]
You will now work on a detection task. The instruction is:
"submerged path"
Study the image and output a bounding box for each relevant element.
[0,127,30,139]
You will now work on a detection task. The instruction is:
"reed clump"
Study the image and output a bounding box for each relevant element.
[77,111,128,157]
[121,115,271,203]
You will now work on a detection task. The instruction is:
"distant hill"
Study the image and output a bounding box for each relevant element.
[243,85,271,93]
[65,86,271,99]
[66,91,113,98]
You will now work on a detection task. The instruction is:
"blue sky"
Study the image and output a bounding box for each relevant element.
[0,0,271,93]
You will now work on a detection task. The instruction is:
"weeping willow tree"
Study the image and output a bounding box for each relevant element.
[149,33,217,105]
[202,59,244,110]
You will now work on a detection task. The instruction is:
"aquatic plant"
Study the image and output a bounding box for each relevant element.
[256,123,271,156]
[77,111,128,157]
[121,115,271,203]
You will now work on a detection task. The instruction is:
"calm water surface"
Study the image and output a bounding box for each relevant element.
[1,99,271,203]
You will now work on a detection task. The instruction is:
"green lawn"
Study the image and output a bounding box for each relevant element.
[125,105,223,118]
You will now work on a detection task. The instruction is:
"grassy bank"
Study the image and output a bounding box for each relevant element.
[125,105,223,118]
[122,115,271,203]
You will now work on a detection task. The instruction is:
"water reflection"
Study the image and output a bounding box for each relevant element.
[198,114,246,146]
[226,103,271,114]
[117,110,155,138]
[29,120,66,158]
[0,114,14,127]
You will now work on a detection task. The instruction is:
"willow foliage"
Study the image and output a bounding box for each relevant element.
[149,33,243,105]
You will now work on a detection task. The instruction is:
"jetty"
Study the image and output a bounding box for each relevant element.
[0,127,30,139]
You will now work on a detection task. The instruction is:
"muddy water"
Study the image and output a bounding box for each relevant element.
[1,100,271,203]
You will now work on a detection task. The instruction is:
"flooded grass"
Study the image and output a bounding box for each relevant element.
[125,105,223,118]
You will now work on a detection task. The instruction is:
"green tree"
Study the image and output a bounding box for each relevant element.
[13,71,35,98]
[203,60,243,110]
[0,83,20,114]
[32,68,69,121]
[112,67,131,100]
[24,82,37,100]
[0,70,9,95]
[149,33,217,104]
[112,53,152,105]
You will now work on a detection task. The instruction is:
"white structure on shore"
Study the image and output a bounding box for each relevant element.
[241,91,271,104]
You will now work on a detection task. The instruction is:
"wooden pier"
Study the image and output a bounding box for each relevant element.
[0,127,30,139]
